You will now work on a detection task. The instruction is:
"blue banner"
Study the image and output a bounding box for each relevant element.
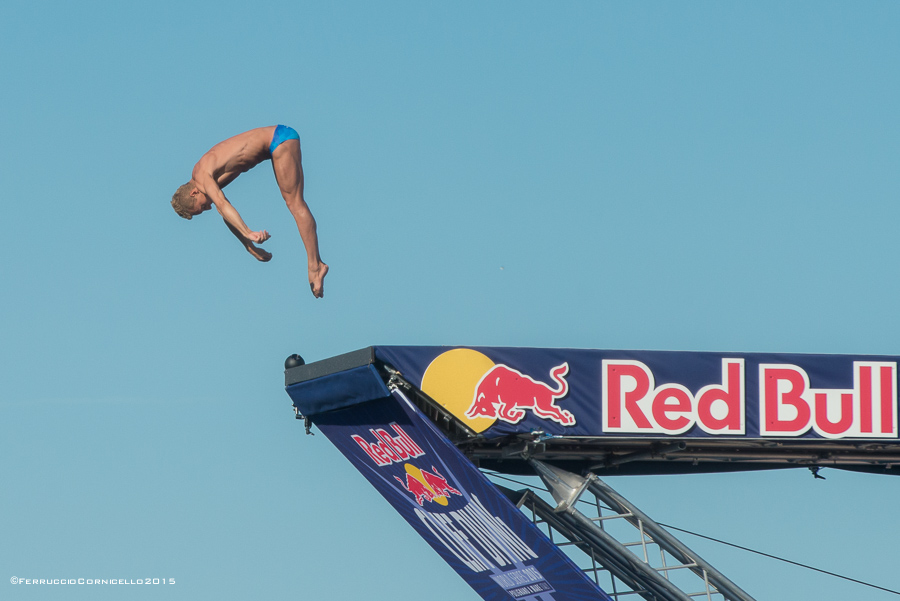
[374,346,898,441]
[309,388,612,601]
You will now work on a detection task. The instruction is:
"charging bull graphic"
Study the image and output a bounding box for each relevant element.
[395,464,463,506]
[465,362,575,426]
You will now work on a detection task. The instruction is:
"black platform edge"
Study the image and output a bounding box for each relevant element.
[284,347,377,387]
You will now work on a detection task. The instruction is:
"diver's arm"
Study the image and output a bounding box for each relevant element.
[223,219,272,262]
[194,171,270,243]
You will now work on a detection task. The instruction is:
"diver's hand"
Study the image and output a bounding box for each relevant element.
[247,246,272,262]
[246,230,270,244]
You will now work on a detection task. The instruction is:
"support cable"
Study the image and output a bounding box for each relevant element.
[657,523,900,597]
[481,470,900,597]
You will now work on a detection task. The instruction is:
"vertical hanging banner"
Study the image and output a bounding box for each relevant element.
[310,389,611,601]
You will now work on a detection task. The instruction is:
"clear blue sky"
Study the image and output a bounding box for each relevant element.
[2,1,900,599]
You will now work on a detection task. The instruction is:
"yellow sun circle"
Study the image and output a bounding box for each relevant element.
[421,348,497,433]
[404,463,448,506]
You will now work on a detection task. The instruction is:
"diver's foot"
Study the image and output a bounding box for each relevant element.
[309,262,329,298]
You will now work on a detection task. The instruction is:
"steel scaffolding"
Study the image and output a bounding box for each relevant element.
[496,461,757,601]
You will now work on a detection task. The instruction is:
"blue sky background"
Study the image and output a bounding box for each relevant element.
[2,1,900,599]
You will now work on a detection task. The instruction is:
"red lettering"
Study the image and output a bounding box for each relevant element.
[881,366,894,434]
[375,429,408,460]
[651,386,692,432]
[602,358,895,439]
[373,442,393,463]
[814,392,853,436]
[353,423,427,466]
[374,436,400,462]
[859,365,873,434]
[352,435,389,466]
[763,367,811,434]
[393,425,425,456]
[697,360,744,432]
[605,362,652,429]
[604,359,743,434]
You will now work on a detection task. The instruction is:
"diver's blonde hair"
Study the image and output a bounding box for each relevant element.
[171,182,195,220]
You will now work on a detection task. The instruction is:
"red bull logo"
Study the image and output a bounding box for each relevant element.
[466,363,575,426]
[351,423,425,467]
[420,349,577,432]
[394,463,462,506]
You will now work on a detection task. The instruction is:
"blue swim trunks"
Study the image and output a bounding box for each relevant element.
[270,124,300,154]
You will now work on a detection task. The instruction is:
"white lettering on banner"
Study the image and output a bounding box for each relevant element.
[414,495,538,573]
[602,359,745,435]
[760,362,898,438]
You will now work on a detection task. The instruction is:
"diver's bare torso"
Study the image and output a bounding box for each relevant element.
[192,126,277,187]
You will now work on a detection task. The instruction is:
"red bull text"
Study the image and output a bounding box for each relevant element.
[603,359,745,435]
[351,423,425,466]
[759,362,897,438]
[466,363,575,426]
[603,359,897,438]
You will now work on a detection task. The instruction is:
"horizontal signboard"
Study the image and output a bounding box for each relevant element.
[373,346,898,441]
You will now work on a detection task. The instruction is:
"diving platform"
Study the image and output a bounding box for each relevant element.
[284,345,900,600]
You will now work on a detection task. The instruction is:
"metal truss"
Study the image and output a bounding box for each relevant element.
[494,461,757,601]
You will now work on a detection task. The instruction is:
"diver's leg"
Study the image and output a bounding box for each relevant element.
[271,139,328,298]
